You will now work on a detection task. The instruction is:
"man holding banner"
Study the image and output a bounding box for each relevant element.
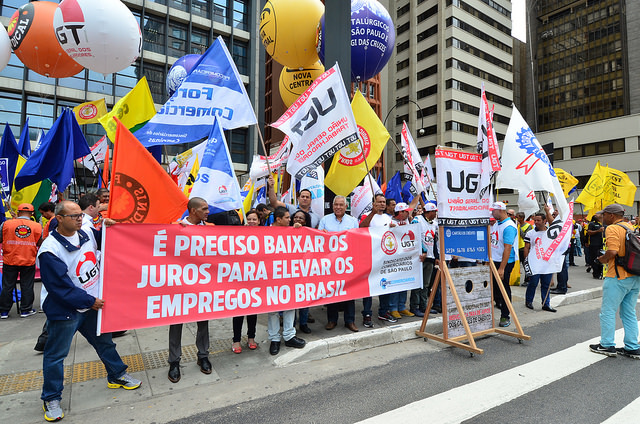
[490,202,518,328]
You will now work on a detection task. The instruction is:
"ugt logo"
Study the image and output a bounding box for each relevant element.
[446,171,480,193]
[290,88,337,135]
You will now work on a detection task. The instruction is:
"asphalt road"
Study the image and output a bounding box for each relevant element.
[167,302,639,424]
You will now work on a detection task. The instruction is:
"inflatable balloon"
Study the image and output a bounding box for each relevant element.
[0,24,10,73]
[278,62,325,107]
[317,0,395,82]
[53,0,142,75]
[166,54,201,97]
[7,2,83,78]
[259,0,323,68]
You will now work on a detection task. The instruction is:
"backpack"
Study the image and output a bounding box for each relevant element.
[614,223,640,277]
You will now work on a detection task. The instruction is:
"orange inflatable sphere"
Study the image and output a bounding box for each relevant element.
[7,1,83,78]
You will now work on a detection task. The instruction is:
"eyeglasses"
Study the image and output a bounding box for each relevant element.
[59,214,83,220]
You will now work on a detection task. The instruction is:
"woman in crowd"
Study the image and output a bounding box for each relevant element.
[231,209,259,353]
[291,210,313,334]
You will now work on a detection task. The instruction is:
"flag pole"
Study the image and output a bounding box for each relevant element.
[254,124,272,175]
[386,135,430,199]
[356,135,377,200]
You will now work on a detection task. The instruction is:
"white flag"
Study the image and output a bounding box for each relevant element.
[525,201,574,274]
[300,166,325,219]
[477,83,501,198]
[77,135,108,174]
[400,122,425,195]
[272,64,358,180]
[350,174,382,220]
[168,140,207,191]
[496,106,569,219]
[249,137,290,181]
[517,189,540,219]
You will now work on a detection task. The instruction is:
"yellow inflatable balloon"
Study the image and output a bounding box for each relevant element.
[279,62,325,107]
[260,0,323,68]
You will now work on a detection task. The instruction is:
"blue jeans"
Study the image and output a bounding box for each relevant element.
[361,297,372,317]
[600,276,640,350]
[555,253,570,293]
[526,273,553,306]
[298,308,309,326]
[396,290,408,311]
[378,294,390,316]
[268,310,296,342]
[327,300,355,324]
[42,309,127,402]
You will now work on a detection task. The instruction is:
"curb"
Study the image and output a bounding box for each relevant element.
[550,287,603,308]
[274,317,443,366]
[276,288,605,366]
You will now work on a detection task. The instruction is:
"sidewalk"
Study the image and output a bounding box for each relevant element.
[0,259,602,423]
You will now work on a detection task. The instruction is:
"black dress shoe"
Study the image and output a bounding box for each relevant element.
[525,302,534,310]
[307,314,316,324]
[284,336,306,349]
[550,289,566,295]
[269,341,281,355]
[197,357,212,374]
[300,324,312,334]
[542,305,557,313]
[168,361,181,383]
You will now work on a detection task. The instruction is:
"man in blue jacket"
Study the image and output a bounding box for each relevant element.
[37,201,141,422]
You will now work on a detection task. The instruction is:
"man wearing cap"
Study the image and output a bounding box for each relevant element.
[0,203,43,319]
[587,213,605,279]
[410,203,439,316]
[589,204,640,358]
[490,201,518,327]
[389,201,418,318]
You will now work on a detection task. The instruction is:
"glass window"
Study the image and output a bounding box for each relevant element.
[143,63,167,103]
[25,97,54,135]
[26,69,54,85]
[228,128,248,163]
[1,0,22,17]
[168,20,188,58]
[87,71,114,95]
[0,92,23,135]
[115,64,139,97]
[192,0,211,19]
[58,70,87,91]
[233,1,249,31]
[232,41,249,75]
[143,14,166,55]
[191,28,209,54]
[0,54,25,80]
[168,0,189,12]
[213,0,227,24]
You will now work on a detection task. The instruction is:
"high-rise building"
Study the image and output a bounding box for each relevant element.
[387,0,513,174]
[0,0,261,183]
[531,0,640,215]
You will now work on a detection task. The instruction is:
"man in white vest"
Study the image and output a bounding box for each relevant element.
[490,202,518,327]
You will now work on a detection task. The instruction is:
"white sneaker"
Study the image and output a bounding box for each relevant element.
[43,399,64,421]
[107,372,142,390]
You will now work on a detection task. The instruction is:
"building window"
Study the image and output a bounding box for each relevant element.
[417,85,437,99]
[87,71,114,96]
[397,59,409,71]
[26,96,55,135]
[168,20,188,58]
[192,0,210,18]
[0,92,23,135]
[570,139,625,158]
[168,0,189,12]
[554,148,564,161]
[417,64,437,80]
[213,0,227,24]
[143,14,166,55]
[57,70,87,91]
[417,5,437,23]
[1,0,21,16]
[397,3,410,18]
[191,27,209,54]
[233,1,249,31]
[397,40,409,53]
[396,78,409,89]
[417,25,437,42]
[143,63,167,103]
[229,128,249,163]
[417,45,437,61]
[232,41,249,75]
[115,65,139,98]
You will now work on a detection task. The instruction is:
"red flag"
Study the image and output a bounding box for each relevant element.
[107,118,188,223]
[101,145,110,188]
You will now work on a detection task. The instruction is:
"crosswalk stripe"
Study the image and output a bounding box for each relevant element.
[602,395,640,422]
[358,326,632,424]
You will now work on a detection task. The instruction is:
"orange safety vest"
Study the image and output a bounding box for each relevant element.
[2,218,42,266]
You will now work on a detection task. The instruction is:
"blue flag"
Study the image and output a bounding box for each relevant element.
[18,118,31,158]
[14,109,91,192]
[385,171,403,203]
[189,116,243,214]
[136,36,257,147]
[402,180,414,204]
[0,123,20,193]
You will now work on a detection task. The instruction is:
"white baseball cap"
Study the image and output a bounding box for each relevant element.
[490,201,507,211]
[424,203,437,212]
[395,202,412,212]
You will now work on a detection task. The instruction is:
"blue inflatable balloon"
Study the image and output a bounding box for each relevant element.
[317,0,395,82]
[166,54,201,96]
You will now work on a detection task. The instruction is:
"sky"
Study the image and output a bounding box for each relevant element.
[511,0,527,43]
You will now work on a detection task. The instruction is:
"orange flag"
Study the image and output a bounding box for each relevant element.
[102,145,110,188]
[108,118,188,223]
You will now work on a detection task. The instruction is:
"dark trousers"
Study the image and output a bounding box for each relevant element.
[0,264,36,313]
[232,315,257,343]
[327,300,355,324]
[493,261,514,319]
[589,245,603,278]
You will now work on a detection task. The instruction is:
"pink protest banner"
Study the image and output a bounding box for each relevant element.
[98,223,422,333]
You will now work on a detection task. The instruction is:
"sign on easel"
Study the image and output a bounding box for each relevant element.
[416,147,530,355]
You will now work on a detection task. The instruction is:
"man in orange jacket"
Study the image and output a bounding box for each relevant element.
[0,203,43,318]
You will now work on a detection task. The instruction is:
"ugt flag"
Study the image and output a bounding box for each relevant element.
[189,116,243,214]
[400,122,425,196]
[136,37,257,146]
[272,64,359,180]
[477,83,501,198]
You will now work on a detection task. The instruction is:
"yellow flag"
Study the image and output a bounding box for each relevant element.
[99,77,156,142]
[73,99,107,125]
[183,154,199,197]
[554,168,579,197]
[242,183,254,213]
[11,156,42,211]
[325,90,390,196]
[576,161,605,212]
[604,166,636,206]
